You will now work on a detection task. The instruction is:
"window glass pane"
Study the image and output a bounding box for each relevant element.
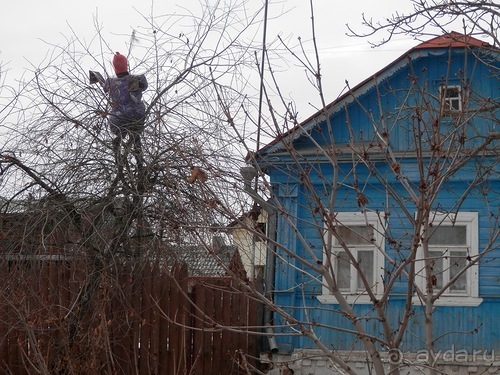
[450,251,467,292]
[429,251,443,289]
[357,250,374,291]
[449,98,460,110]
[428,225,466,245]
[336,252,350,290]
[441,86,461,110]
[254,222,266,242]
[337,225,373,245]
[444,87,459,98]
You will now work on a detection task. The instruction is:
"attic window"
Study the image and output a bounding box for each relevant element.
[440,85,462,112]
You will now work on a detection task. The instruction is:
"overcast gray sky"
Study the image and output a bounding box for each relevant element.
[1,0,471,120]
[0,1,419,101]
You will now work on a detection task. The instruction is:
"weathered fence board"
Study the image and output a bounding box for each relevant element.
[0,259,260,374]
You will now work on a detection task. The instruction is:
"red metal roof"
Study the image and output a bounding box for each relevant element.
[412,31,491,49]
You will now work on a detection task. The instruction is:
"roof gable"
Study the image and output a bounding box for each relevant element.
[257,32,497,157]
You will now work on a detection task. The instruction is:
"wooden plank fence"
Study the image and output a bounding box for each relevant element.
[0,259,260,374]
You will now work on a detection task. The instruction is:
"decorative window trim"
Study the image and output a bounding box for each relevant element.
[415,296,483,307]
[440,85,462,112]
[318,212,385,305]
[413,212,482,307]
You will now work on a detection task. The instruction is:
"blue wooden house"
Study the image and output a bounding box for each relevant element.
[254,32,499,373]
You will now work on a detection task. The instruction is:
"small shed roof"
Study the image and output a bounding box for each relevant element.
[165,244,242,277]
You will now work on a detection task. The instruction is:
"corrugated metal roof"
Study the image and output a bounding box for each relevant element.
[165,245,238,277]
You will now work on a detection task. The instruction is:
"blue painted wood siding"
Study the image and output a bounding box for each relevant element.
[265,47,499,353]
[269,168,499,353]
[297,48,499,153]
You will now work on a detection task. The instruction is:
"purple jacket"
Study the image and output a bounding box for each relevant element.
[103,73,148,127]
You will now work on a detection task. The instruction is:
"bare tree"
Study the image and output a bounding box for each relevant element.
[0,1,265,373]
[228,2,499,375]
[0,1,498,374]
[346,0,499,48]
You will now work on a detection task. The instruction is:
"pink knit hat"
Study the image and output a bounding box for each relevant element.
[113,52,128,74]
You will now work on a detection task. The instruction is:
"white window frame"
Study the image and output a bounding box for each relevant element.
[318,212,385,305]
[440,85,462,112]
[414,212,482,306]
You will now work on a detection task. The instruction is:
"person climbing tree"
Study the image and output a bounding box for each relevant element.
[102,52,148,174]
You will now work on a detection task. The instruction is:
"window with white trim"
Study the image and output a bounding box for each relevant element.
[440,85,462,111]
[415,212,482,306]
[319,212,385,304]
